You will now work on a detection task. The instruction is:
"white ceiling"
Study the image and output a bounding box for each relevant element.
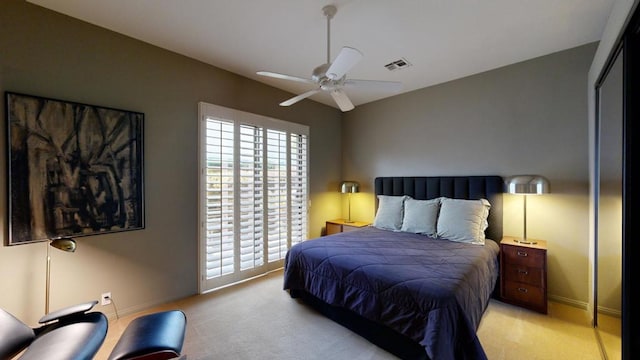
[28,0,614,110]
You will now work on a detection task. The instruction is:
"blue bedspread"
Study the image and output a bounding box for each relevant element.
[283,226,499,360]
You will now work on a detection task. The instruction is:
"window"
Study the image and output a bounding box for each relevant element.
[198,102,309,292]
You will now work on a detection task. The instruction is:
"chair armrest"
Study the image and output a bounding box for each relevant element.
[39,300,99,324]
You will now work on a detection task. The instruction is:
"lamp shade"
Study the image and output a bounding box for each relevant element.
[50,237,77,253]
[505,175,550,195]
[340,181,360,193]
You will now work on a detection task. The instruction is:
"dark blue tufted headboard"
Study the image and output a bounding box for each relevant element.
[374,176,504,242]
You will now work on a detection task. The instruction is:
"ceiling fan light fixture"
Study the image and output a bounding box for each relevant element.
[325,47,363,80]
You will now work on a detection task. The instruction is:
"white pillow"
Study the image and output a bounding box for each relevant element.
[400,197,441,237]
[373,195,408,231]
[436,198,491,245]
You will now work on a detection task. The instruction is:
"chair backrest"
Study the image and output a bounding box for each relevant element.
[18,312,108,360]
[0,308,35,359]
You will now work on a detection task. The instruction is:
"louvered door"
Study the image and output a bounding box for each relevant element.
[199,102,308,292]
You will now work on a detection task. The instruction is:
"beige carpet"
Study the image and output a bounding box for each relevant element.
[97,270,603,360]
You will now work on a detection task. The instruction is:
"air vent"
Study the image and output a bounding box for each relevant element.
[384,58,412,71]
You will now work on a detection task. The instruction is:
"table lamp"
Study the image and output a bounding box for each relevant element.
[505,175,550,244]
[340,181,359,223]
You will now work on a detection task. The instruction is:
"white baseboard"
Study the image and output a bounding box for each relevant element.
[548,294,589,310]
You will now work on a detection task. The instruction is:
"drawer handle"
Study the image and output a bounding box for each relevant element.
[517,251,528,257]
[518,287,528,293]
[517,269,529,275]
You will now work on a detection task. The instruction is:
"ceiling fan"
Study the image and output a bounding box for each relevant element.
[257,5,402,112]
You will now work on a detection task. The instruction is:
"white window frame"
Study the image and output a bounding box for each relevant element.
[198,102,309,293]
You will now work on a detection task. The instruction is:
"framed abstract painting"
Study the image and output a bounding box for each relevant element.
[5,92,144,245]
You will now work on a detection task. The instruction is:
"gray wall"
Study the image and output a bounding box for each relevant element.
[0,0,342,324]
[342,43,598,307]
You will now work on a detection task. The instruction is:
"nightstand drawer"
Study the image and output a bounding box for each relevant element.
[326,222,343,235]
[501,245,545,268]
[325,219,371,236]
[503,281,545,308]
[502,263,544,287]
[342,224,364,232]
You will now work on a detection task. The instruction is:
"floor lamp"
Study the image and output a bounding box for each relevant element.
[46,237,77,314]
[340,181,360,223]
[505,175,550,244]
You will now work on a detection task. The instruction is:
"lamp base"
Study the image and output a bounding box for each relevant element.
[344,219,355,223]
[516,238,537,245]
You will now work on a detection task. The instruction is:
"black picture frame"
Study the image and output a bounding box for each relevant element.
[5,92,144,245]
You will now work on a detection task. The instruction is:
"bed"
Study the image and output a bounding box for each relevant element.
[283,176,504,360]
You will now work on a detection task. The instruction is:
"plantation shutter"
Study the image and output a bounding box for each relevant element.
[266,129,288,262]
[199,102,309,292]
[290,133,308,247]
[239,124,264,270]
[203,119,235,278]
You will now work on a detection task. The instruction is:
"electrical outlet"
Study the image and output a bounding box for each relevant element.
[101,292,112,306]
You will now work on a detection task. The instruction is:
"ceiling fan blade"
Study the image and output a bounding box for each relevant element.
[330,89,355,112]
[326,47,363,80]
[257,71,315,85]
[280,89,321,106]
[344,79,403,93]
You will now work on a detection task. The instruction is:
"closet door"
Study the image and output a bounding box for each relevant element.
[622,11,640,359]
[596,45,622,360]
[594,5,640,360]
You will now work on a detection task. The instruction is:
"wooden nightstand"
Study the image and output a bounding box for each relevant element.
[325,219,371,235]
[500,236,548,314]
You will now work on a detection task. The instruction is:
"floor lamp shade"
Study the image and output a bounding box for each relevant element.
[46,237,77,314]
[340,181,359,223]
[50,238,77,252]
[505,175,550,244]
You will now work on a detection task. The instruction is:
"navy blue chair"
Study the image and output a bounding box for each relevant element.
[1,302,186,360]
